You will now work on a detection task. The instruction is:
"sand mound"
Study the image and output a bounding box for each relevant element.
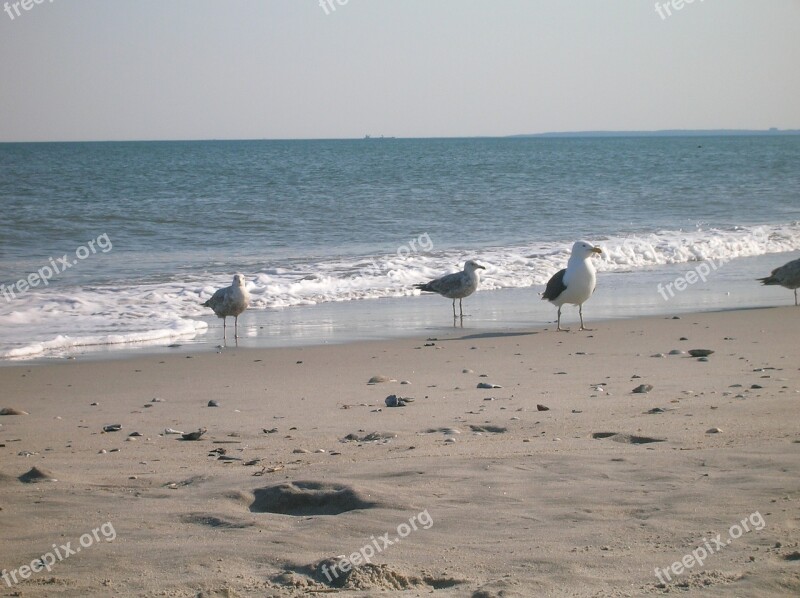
[273,558,463,591]
[19,466,58,483]
[249,481,379,516]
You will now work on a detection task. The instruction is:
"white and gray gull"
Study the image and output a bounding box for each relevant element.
[758,257,800,305]
[541,241,602,331]
[415,260,486,319]
[202,273,251,339]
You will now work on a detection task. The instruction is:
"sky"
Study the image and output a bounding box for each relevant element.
[0,0,798,142]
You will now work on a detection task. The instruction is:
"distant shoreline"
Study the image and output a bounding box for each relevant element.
[510,128,800,138]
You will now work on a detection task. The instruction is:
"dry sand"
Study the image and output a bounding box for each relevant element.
[1,307,799,597]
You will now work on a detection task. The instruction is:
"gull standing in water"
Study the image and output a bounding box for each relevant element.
[415,260,486,320]
[542,241,602,331]
[202,273,250,340]
[758,257,800,305]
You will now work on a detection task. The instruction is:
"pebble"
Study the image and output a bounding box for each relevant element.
[536,404,550,411]
[293,448,310,454]
[90,402,99,406]
[688,349,714,357]
[181,428,206,441]
[368,375,392,384]
[751,384,763,389]
[103,424,122,433]
[477,382,502,389]
[651,353,666,358]
[0,407,29,416]
[669,349,684,355]
[706,427,723,434]
[632,384,654,394]
[385,395,408,407]
[444,438,456,443]
[462,369,474,374]
[400,380,411,385]
[208,400,219,407]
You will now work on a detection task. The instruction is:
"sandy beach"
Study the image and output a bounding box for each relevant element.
[1,307,799,597]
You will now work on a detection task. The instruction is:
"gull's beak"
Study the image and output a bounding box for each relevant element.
[478,265,486,270]
[591,247,602,255]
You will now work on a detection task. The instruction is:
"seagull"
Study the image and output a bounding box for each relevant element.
[757,257,800,305]
[202,274,251,339]
[415,260,486,319]
[542,241,602,331]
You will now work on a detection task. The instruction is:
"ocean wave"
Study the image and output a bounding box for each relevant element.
[2,223,798,359]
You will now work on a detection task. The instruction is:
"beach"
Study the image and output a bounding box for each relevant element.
[1,306,798,597]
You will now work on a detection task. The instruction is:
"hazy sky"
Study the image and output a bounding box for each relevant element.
[1,0,798,141]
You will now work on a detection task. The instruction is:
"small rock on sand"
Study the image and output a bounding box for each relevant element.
[537,404,550,411]
[208,400,219,407]
[688,349,714,357]
[181,428,207,441]
[632,384,654,394]
[0,408,28,416]
[477,382,502,389]
[706,427,723,434]
[385,395,410,407]
[368,375,392,384]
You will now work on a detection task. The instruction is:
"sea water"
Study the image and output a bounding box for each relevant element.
[1,136,798,360]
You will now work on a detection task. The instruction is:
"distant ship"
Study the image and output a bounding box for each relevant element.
[364,134,396,140]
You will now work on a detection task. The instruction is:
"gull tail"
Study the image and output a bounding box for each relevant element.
[414,283,434,293]
[757,275,779,286]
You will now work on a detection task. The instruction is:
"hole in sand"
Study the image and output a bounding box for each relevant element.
[249,481,378,516]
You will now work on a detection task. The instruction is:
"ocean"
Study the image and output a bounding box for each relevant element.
[1,136,799,360]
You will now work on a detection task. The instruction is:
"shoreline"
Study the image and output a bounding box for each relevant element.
[4,249,799,365]
[1,306,798,596]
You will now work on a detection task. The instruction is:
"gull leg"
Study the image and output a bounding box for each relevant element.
[556,306,567,332]
[578,304,592,331]
[452,299,457,319]
[234,315,239,339]
[795,288,798,306]
[459,299,464,318]
[222,317,227,341]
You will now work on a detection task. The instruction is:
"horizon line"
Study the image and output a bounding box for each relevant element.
[1,128,799,144]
